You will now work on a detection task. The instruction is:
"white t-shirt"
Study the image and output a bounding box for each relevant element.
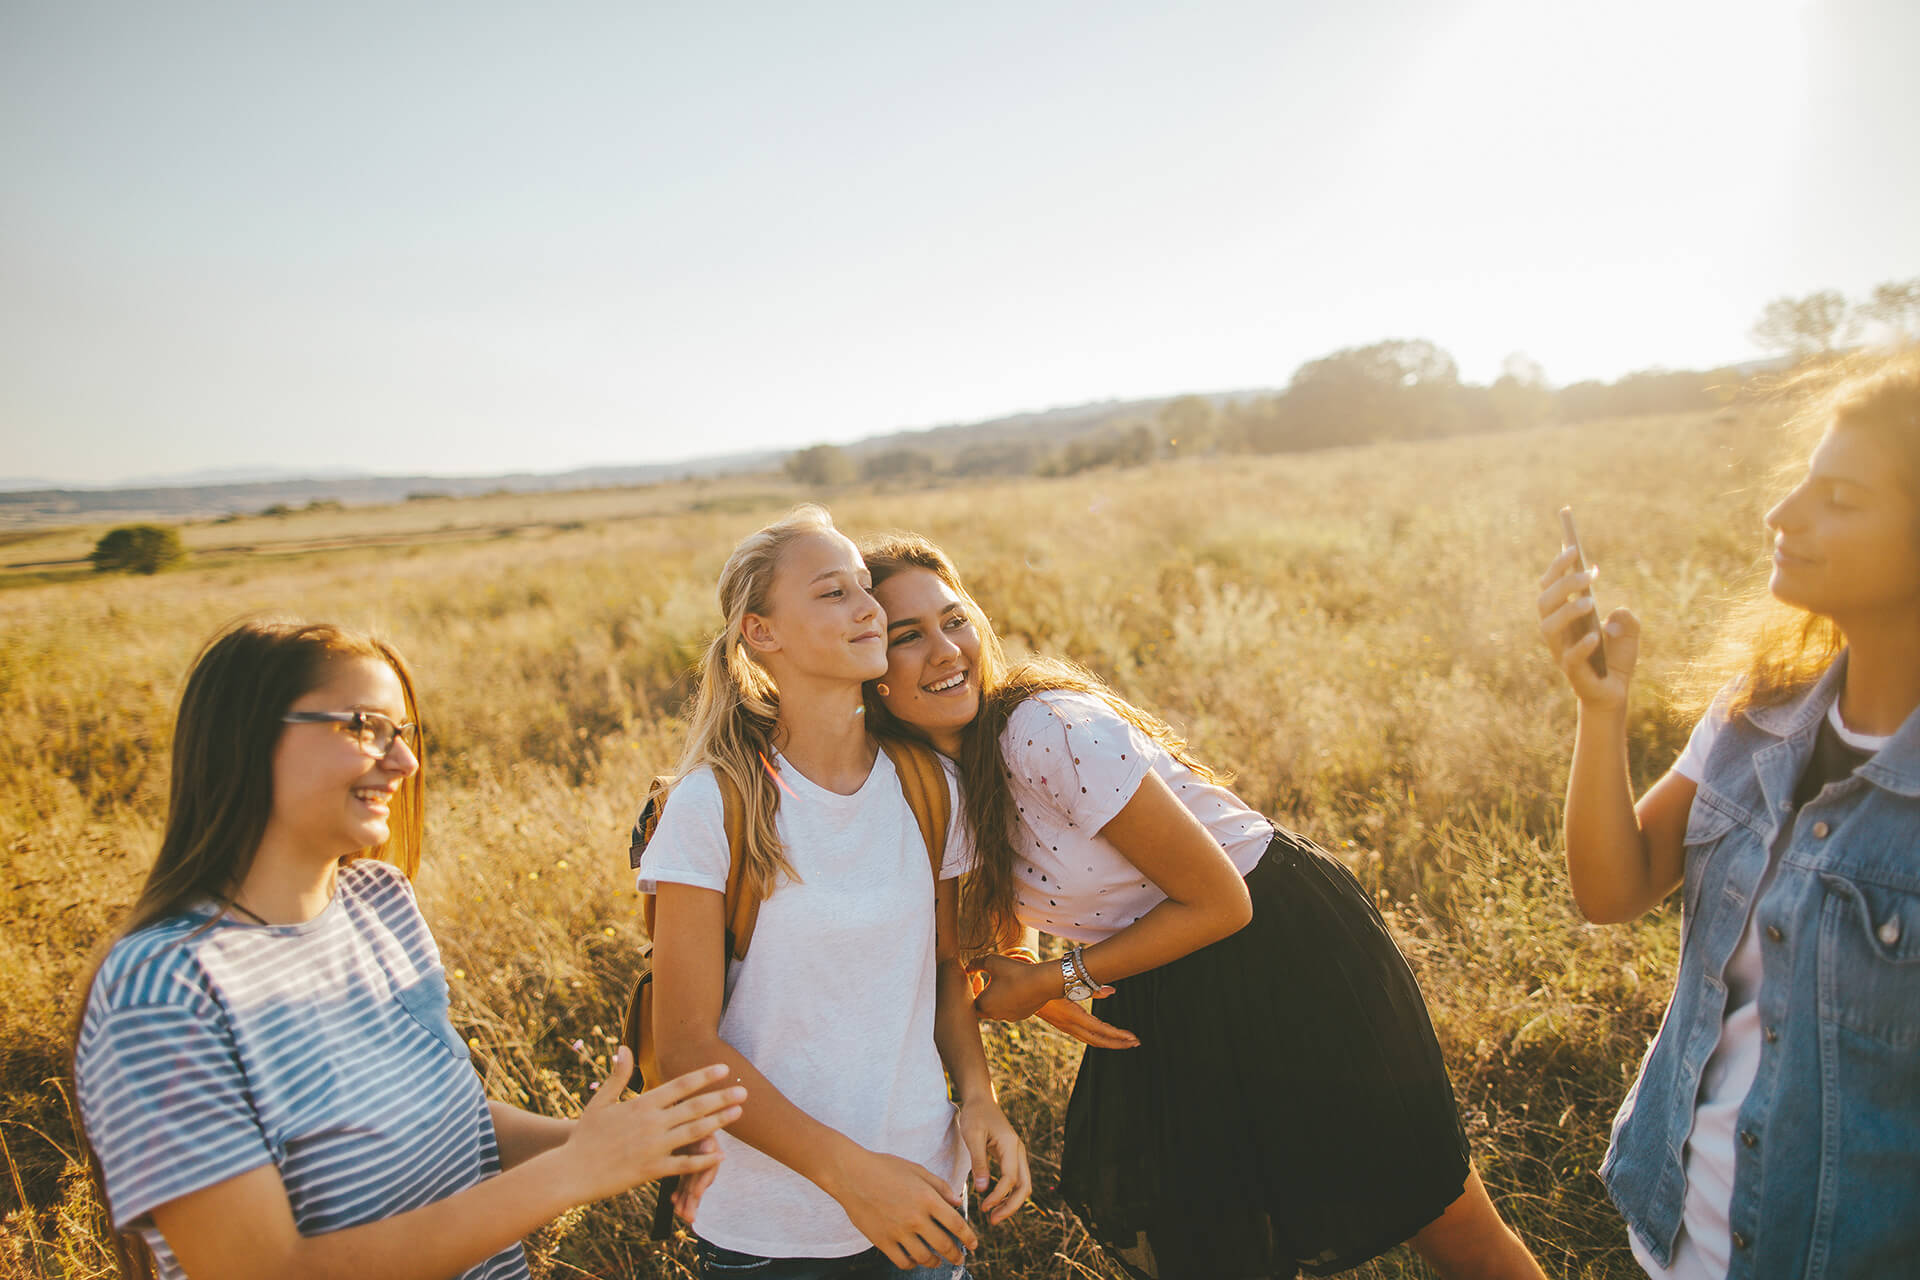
[998,691,1272,943]
[1636,698,1888,1280]
[635,747,970,1258]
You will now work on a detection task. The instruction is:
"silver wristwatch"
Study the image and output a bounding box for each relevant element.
[1061,946,1097,1002]
[1060,955,1096,1002]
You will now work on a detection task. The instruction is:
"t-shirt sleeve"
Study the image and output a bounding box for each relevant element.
[938,765,972,880]
[76,1000,274,1230]
[1005,694,1156,835]
[1670,686,1736,783]
[635,767,732,895]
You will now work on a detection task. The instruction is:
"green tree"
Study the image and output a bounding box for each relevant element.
[784,444,856,487]
[1490,351,1554,431]
[1856,277,1920,343]
[89,524,186,575]
[1750,290,1850,358]
[862,448,936,486]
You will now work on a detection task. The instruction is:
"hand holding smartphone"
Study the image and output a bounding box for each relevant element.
[1557,507,1608,678]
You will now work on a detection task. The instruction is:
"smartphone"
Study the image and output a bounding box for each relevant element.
[1558,507,1608,678]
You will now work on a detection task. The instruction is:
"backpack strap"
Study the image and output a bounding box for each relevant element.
[877,736,952,880]
[634,771,757,961]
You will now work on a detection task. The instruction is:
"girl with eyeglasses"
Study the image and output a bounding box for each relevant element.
[71,618,745,1280]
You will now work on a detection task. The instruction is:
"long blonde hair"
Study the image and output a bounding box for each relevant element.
[859,532,1218,954]
[672,504,841,898]
[1686,351,1920,718]
[71,618,425,1279]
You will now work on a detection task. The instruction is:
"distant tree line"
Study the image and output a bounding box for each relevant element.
[784,275,1918,490]
[1749,277,1920,359]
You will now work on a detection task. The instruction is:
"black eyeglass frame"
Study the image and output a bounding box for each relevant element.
[280,710,420,757]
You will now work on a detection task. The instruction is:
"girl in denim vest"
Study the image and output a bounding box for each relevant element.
[1538,354,1920,1279]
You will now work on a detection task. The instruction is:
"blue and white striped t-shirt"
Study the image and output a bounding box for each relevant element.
[75,859,528,1280]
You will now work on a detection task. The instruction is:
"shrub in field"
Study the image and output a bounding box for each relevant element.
[86,524,184,575]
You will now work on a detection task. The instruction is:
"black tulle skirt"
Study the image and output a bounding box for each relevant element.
[1058,828,1470,1280]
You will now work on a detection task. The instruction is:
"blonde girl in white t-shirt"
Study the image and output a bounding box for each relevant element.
[861,533,1546,1280]
[638,505,1029,1280]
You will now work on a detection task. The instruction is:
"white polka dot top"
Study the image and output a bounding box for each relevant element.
[999,690,1273,943]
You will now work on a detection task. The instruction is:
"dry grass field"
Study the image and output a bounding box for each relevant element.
[0,408,1795,1278]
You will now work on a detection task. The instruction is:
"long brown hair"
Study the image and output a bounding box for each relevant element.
[69,618,425,1278]
[1688,351,1920,718]
[860,533,1218,954]
[669,504,844,899]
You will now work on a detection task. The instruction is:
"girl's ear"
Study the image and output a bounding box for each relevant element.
[740,612,781,656]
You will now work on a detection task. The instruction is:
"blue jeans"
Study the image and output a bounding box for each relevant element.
[695,1238,968,1280]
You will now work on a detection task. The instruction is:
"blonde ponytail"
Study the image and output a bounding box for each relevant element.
[671,504,839,898]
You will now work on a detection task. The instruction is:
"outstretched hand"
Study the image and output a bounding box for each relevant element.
[560,1049,743,1205]
[968,951,1138,1046]
[1035,994,1139,1049]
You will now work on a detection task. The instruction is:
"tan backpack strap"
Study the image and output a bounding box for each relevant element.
[715,769,757,961]
[878,737,952,880]
[634,770,759,959]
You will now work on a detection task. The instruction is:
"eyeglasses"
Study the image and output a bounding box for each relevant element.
[281,710,420,758]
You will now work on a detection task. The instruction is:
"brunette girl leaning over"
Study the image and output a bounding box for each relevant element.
[71,619,743,1280]
[861,534,1546,1280]
[1537,354,1920,1278]
[636,505,1028,1280]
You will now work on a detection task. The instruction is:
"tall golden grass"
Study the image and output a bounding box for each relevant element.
[1,410,1787,1278]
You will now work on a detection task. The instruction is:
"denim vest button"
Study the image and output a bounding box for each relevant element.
[1878,917,1902,945]
[1740,1129,1757,1148]
[1764,1025,1779,1043]
[1766,924,1784,944]
[1811,820,1830,837]
[1732,1231,1751,1251]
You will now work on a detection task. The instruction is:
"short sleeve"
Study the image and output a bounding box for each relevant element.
[937,766,972,880]
[1670,687,1736,783]
[1004,693,1155,835]
[76,1001,274,1230]
[635,767,732,894]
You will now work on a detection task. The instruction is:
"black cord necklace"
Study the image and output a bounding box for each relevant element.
[223,897,272,926]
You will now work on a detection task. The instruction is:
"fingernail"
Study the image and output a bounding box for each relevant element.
[976,1176,990,1190]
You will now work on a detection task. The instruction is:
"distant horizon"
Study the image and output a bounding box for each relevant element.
[6,0,1915,486]
[1,348,1775,494]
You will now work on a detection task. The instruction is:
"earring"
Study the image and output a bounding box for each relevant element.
[875,682,890,697]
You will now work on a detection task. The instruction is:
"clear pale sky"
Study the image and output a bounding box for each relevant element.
[3,0,1915,487]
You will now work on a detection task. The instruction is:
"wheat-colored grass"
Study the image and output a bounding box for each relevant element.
[1,410,1788,1277]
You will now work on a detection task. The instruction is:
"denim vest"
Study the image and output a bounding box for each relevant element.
[1600,656,1920,1278]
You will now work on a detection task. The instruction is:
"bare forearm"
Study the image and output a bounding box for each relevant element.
[1565,702,1658,923]
[1080,892,1246,987]
[933,958,995,1105]
[248,1148,589,1280]
[489,1101,574,1170]
[658,1034,863,1197]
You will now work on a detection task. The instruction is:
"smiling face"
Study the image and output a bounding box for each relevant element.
[744,528,888,684]
[1765,423,1920,632]
[872,566,983,755]
[265,655,420,865]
